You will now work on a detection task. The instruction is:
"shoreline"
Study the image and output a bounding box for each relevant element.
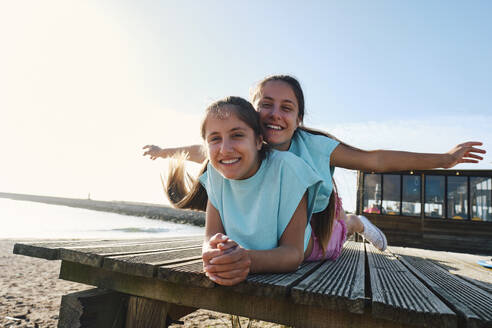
[0,192,205,227]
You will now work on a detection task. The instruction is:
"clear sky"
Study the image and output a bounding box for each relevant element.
[1,1,491,211]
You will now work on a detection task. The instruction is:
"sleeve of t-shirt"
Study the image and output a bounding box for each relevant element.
[312,133,340,175]
[198,163,221,211]
[276,153,323,241]
[315,134,340,160]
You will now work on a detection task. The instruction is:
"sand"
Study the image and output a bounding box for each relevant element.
[0,240,281,328]
[0,240,90,327]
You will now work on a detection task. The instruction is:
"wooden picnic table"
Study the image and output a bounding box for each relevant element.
[13,236,492,328]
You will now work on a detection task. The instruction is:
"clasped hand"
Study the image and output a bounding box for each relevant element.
[202,233,251,286]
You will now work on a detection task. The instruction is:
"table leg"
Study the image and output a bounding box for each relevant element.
[58,288,128,328]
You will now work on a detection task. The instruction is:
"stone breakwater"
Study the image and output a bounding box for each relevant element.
[0,192,205,227]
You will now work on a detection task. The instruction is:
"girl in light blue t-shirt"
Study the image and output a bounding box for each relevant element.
[178,96,326,286]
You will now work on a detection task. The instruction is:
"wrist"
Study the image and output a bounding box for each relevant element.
[441,153,453,169]
[159,148,169,158]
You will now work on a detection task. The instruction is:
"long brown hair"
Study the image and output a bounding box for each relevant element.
[164,96,269,211]
[251,74,349,255]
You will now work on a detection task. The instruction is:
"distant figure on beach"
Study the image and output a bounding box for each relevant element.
[143,75,486,285]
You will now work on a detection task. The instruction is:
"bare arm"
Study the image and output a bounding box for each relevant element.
[331,141,486,172]
[142,144,206,163]
[202,200,227,260]
[201,200,250,285]
[204,194,308,285]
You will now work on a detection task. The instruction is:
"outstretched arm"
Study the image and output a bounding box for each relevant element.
[142,144,206,163]
[331,141,486,172]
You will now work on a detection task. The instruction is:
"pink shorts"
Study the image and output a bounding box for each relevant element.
[305,218,347,262]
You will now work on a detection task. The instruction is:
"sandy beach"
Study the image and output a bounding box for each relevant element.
[0,240,90,327]
[0,240,280,328]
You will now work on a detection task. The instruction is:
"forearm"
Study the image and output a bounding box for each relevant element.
[332,142,484,172]
[166,145,205,163]
[247,245,304,273]
[371,150,451,172]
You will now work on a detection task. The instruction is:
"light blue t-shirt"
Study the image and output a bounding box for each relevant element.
[288,129,340,213]
[199,150,323,251]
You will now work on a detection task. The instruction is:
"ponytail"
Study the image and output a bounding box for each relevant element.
[311,180,340,257]
[164,152,208,211]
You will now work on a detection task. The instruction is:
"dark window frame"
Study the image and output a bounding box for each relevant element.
[446,175,469,221]
[362,173,382,214]
[381,173,401,216]
[469,175,492,222]
[401,173,422,218]
[423,174,446,219]
[359,170,492,224]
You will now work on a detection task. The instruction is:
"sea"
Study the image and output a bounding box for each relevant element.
[0,198,204,239]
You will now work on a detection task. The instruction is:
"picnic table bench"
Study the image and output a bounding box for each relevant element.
[13,236,492,328]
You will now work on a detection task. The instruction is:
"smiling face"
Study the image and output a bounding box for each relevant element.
[255,80,301,151]
[204,108,263,180]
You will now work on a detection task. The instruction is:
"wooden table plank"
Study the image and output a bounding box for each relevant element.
[103,247,202,277]
[59,239,203,267]
[233,261,323,298]
[158,259,214,288]
[158,259,324,298]
[13,236,202,260]
[395,252,492,328]
[389,246,492,294]
[367,244,457,328]
[291,241,366,314]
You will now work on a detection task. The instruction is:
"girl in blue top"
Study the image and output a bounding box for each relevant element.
[145,75,485,284]
[193,96,324,285]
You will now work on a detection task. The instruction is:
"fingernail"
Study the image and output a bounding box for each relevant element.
[210,259,215,264]
[209,276,217,281]
[221,235,228,240]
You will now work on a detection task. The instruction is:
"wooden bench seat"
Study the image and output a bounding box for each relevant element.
[367,244,456,327]
[13,237,492,328]
[391,247,492,328]
[291,241,365,314]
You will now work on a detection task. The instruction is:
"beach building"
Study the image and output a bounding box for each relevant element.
[356,169,492,255]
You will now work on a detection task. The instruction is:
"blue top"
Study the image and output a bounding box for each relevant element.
[199,150,323,251]
[288,129,340,213]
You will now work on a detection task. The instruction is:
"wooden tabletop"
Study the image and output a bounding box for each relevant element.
[13,237,492,328]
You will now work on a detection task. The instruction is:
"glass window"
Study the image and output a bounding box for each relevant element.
[470,177,492,222]
[382,174,400,215]
[447,176,468,220]
[363,174,381,214]
[402,175,421,216]
[425,175,445,218]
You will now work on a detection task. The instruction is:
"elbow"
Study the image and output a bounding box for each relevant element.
[286,249,304,271]
[294,256,304,270]
[365,150,390,173]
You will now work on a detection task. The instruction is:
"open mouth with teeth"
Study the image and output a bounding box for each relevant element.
[265,124,284,131]
[219,158,240,165]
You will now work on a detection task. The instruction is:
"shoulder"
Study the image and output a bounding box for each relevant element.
[268,150,313,173]
[297,128,338,144]
[268,149,304,165]
[199,162,223,186]
[295,128,340,154]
